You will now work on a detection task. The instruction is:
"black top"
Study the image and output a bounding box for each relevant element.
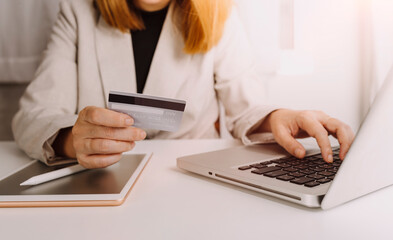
[131,6,168,93]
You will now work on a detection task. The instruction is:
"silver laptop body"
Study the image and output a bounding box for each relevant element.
[177,69,393,210]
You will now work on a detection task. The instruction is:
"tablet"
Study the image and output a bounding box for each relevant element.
[0,153,152,207]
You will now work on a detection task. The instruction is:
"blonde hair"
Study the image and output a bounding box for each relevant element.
[95,0,232,54]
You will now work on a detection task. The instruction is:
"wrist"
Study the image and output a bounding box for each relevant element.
[257,110,279,133]
[52,127,76,158]
[256,109,292,133]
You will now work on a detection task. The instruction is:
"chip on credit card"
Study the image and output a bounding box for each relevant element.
[108,91,186,132]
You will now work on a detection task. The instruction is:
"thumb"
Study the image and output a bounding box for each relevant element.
[273,125,306,159]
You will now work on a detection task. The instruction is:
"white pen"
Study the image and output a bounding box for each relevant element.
[20,164,87,186]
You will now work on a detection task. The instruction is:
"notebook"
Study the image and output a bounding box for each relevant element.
[0,153,152,207]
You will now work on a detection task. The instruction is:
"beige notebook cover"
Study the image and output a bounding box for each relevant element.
[0,153,151,208]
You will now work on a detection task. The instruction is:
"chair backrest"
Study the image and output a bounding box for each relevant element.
[0,83,27,140]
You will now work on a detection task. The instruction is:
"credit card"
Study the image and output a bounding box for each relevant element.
[108,91,186,132]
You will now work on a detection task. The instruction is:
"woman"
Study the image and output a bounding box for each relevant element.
[12,0,354,168]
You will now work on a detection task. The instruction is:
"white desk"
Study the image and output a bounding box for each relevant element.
[0,140,392,240]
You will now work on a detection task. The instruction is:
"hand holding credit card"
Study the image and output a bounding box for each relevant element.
[108,91,186,132]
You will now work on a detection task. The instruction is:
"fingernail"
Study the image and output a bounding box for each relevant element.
[125,118,133,126]
[327,154,333,163]
[295,148,302,158]
[140,131,146,139]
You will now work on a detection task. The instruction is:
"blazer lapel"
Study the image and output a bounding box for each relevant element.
[95,17,136,107]
[142,3,192,98]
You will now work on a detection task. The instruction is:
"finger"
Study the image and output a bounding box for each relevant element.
[324,118,355,160]
[82,139,135,155]
[81,106,134,127]
[77,153,122,169]
[81,125,146,141]
[297,116,333,163]
[273,125,306,159]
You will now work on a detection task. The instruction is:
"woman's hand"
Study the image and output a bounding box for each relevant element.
[54,106,146,168]
[258,109,355,163]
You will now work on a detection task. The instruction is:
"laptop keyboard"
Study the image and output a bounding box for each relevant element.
[238,148,341,188]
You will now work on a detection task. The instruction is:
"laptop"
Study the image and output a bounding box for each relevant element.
[177,71,393,210]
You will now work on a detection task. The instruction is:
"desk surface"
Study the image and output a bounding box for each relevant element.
[0,140,392,240]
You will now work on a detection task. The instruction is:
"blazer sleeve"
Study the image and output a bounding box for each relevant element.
[12,0,79,165]
[214,7,278,145]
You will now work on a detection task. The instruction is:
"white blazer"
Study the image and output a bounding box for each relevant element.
[12,0,277,165]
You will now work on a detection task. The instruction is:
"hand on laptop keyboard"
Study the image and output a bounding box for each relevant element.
[255,109,355,163]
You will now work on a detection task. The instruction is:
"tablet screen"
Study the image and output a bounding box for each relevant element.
[0,154,147,196]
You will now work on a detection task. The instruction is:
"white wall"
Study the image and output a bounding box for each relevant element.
[235,0,393,133]
[370,0,393,94]
[0,0,61,83]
